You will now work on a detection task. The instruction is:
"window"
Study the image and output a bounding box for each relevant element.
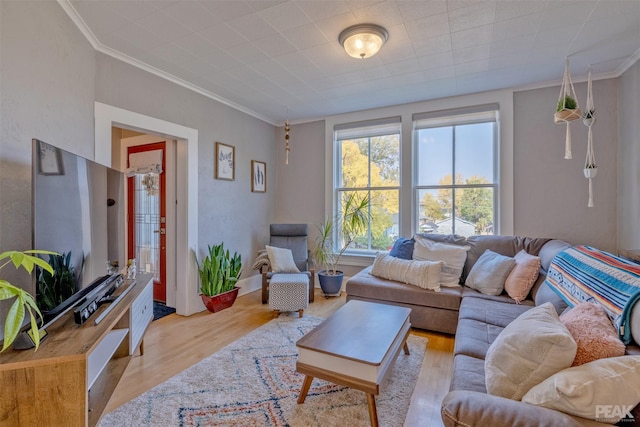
[414,104,498,237]
[334,117,401,253]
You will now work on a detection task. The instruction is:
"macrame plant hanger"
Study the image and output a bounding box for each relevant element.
[583,66,597,207]
[554,57,581,159]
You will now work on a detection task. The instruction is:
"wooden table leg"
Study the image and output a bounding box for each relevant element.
[299,309,304,318]
[367,393,379,427]
[297,375,313,404]
[403,341,410,355]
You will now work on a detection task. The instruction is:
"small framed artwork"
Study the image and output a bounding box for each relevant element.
[215,142,235,180]
[36,139,64,175]
[251,160,266,193]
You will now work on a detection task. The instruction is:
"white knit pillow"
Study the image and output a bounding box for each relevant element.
[412,235,469,287]
[371,253,442,291]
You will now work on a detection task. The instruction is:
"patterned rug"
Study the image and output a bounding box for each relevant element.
[100,314,427,426]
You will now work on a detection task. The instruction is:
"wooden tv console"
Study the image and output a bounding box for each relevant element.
[0,274,153,427]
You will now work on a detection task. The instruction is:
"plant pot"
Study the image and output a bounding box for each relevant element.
[318,270,344,297]
[554,108,581,123]
[201,287,239,313]
[584,167,598,179]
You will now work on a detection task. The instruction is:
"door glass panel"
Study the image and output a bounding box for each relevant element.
[134,173,160,280]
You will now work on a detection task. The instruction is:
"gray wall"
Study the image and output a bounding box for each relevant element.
[618,60,640,251]
[513,79,619,251]
[0,1,96,295]
[278,79,622,255]
[0,1,276,323]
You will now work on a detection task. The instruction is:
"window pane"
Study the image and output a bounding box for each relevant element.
[417,188,452,234]
[417,127,452,186]
[455,122,495,184]
[370,189,399,251]
[455,187,494,236]
[370,135,400,186]
[340,139,369,188]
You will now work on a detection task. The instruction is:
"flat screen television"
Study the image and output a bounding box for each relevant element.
[32,139,126,325]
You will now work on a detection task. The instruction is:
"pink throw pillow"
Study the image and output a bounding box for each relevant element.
[560,302,626,366]
[504,250,540,303]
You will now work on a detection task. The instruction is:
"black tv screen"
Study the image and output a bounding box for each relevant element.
[32,139,126,324]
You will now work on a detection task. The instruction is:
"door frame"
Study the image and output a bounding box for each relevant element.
[94,102,202,316]
[124,138,171,303]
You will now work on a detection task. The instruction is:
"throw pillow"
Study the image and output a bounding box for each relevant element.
[504,250,541,303]
[465,249,516,296]
[389,237,415,260]
[485,302,577,401]
[412,235,469,287]
[265,245,300,273]
[522,356,640,424]
[560,302,626,366]
[371,253,441,291]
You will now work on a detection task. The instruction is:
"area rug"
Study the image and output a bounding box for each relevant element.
[100,314,427,426]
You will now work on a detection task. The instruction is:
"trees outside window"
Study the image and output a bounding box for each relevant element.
[336,126,400,252]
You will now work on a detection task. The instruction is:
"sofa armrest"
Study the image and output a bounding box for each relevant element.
[441,390,608,427]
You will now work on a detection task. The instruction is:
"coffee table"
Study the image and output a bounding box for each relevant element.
[296,300,411,427]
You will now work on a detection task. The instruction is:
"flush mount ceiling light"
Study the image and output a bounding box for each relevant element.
[339,24,389,59]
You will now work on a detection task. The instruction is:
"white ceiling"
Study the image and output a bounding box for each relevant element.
[63,0,640,124]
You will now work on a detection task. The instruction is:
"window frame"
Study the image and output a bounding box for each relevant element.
[334,117,401,255]
[413,105,500,236]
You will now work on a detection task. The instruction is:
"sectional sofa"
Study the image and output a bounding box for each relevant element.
[345,234,640,426]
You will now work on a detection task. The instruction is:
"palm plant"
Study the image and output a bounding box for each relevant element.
[1,250,56,351]
[314,193,371,275]
[196,243,242,296]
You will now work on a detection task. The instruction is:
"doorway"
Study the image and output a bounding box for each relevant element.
[127,141,167,302]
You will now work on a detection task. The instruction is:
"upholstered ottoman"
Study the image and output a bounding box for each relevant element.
[269,273,309,318]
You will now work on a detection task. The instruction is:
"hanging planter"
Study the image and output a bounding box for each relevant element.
[583,67,597,207]
[554,58,581,159]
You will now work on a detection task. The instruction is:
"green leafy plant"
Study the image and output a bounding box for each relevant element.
[557,95,577,112]
[196,243,242,296]
[36,252,78,311]
[314,193,371,275]
[0,250,56,351]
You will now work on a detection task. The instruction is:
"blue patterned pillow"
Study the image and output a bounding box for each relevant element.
[389,237,415,260]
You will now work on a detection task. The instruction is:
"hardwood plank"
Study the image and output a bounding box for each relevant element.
[105,288,455,427]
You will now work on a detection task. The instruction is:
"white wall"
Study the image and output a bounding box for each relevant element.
[618,60,640,251]
[513,79,619,252]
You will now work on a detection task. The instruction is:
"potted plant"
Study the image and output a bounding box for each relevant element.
[196,243,242,313]
[313,193,370,297]
[584,163,598,179]
[1,250,55,351]
[554,95,581,123]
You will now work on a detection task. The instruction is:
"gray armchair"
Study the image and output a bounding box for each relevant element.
[261,224,315,304]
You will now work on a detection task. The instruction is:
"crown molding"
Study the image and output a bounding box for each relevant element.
[57,0,277,126]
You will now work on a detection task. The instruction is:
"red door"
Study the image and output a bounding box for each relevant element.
[127,142,167,302]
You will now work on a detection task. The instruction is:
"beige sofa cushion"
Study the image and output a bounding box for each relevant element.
[371,253,441,291]
[485,302,577,400]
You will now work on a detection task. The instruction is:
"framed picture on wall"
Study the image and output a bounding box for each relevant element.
[251,160,266,193]
[215,142,235,180]
[36,139,64,175]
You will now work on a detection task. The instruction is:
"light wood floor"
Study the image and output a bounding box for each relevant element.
[106,289,456,426]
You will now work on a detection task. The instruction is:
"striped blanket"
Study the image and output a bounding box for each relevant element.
[545,245,640,344]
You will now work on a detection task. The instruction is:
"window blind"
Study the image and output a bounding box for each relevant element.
[335,116,401,140]
[413,103,499,129]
